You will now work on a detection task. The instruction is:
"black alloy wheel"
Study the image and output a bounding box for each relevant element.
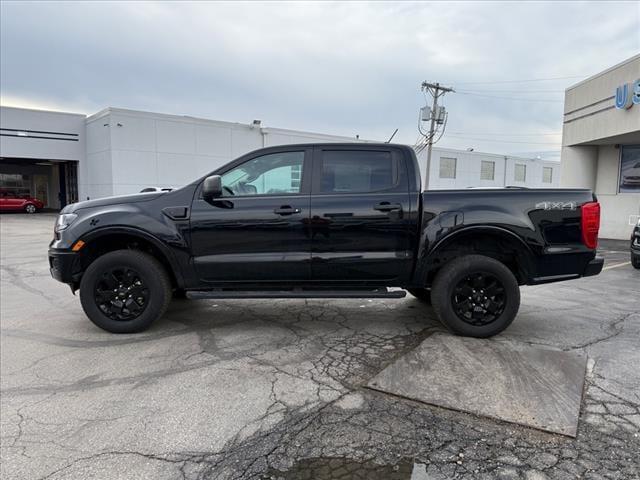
[94,267,150,321]
[431,254,520,338]
[80,250,172,333]
[451,272,505,326]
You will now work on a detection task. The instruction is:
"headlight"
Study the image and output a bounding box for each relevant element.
[55,213,78,232]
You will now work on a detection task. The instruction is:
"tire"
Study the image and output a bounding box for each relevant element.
[24,204,37,214]
[632,253,640,270]
[407,288,432,305]
[80,250,172,333]
[431,254,520,338]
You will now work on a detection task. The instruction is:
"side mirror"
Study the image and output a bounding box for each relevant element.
[202,175,222,200]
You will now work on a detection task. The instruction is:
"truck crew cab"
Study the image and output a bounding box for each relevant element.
[49,143,603,337]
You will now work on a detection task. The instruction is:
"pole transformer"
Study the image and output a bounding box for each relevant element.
[420,82,454,189]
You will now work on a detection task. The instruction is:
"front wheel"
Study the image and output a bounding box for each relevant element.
[632,253,640,270]
[24,204,37,214]
[431,255,520,338]
[79,250,172,333]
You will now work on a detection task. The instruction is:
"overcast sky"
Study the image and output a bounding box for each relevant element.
[1,1,638,156]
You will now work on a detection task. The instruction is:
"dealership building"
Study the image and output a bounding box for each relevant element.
[561,54,640,239]
[1,105,560,211]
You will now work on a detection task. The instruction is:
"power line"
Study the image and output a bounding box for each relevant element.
[447,131,561,136]
[449,75,584,85]
[456,92,563,103]
[444,134,561,145]
[458,88,565,94]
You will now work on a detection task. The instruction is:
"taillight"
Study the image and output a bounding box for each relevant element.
[581,201,600,249]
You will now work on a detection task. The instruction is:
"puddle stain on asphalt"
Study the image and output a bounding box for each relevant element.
[262,457,430,480]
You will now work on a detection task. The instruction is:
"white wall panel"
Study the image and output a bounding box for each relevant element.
[194,155,229,177]
[195,124,233,157]
[157,152,199,186]
[1,106,85,161]
[156,119,197,154]
[85,118,110,154]
[230,128,262,158]
[111,150,157,189]
[110,114,156,152]
[83,151,112,199]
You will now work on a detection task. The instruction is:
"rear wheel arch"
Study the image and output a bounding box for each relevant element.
[423,227,535,286]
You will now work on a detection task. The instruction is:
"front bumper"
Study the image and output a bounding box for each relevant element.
[582,256,604,277]
[48,248,80,285]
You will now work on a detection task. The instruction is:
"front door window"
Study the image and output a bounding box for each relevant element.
[221,151,305,196]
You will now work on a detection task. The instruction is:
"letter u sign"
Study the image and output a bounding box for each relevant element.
[616,79,640,109]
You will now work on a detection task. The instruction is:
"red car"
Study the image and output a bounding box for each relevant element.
[0,190,45,213]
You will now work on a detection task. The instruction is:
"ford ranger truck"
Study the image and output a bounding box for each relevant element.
[49,143,603,337]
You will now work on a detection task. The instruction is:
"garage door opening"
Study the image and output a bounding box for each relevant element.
[0,157,78,211]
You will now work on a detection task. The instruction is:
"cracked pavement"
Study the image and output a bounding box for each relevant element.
[1,213,639,480]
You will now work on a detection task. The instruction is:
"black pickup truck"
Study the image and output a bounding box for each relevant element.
[49,143,603,337]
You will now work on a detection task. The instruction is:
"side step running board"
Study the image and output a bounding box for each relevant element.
[186,288,407,300]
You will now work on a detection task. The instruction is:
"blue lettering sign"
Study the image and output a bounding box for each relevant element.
[616,79,640,109]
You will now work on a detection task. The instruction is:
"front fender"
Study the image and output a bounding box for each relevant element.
[53,205,191,288]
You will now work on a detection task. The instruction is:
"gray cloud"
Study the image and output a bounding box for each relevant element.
[1,1,638,154]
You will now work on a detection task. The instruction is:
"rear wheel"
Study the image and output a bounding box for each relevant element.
[407,288,431,305]
[79,250,171,333]
[431,254,520,338]
[24,204,37,214]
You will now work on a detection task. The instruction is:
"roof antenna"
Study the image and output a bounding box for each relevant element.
[386,128,398,143]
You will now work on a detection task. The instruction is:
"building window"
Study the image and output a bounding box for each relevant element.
[439,157,457,179]
[514,164,526,182]
[0,173,32,197]
[542,167,553,184]
[619,145,640,194]
[480,161,495,181]
[290,164,301,190]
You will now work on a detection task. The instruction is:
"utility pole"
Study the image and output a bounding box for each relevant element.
[420,82,454,189]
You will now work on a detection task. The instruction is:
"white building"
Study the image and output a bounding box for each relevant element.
[2,105,559,208]
[417,147,559,190]
[561,54,640,239]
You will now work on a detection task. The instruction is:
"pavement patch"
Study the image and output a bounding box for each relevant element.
[366,333,587,436]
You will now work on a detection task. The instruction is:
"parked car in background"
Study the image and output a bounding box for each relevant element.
[140,187,173,193]
[0,190,44,213]
[631,219,640,269]
[622,161,640,187]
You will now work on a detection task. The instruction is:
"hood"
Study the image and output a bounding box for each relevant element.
[63,192,166,213]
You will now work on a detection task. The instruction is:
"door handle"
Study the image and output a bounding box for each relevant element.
[374,202,402,212]
[274,206,301,215]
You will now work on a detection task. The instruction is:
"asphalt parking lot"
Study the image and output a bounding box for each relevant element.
[1,213,638,480]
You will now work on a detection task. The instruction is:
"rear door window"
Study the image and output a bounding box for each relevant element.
[318,150,406,193]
